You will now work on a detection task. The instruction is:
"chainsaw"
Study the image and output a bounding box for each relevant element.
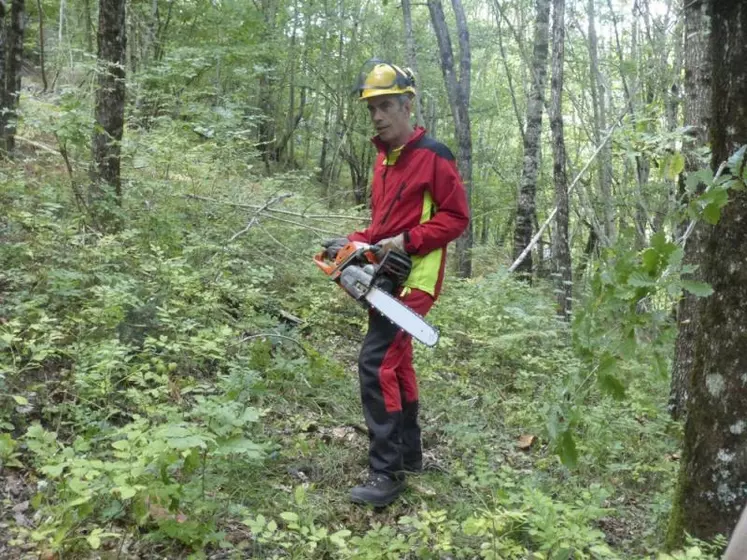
[313,241,439,347]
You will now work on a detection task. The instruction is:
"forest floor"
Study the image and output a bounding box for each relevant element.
[0,94,709,559]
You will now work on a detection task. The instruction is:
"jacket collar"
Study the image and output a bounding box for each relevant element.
[372,126,426,156]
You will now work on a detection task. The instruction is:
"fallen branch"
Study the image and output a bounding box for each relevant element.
[184,193,369,222]
[226,193,293,243]
[239,333,306,349]
[260,212,344,237]
[15,135,63,157]
[257,222,296,254]
[509,119,621,273]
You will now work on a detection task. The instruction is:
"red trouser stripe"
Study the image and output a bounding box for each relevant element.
[377,289,434,412]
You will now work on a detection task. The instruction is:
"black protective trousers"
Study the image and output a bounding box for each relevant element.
[357,288,433,478]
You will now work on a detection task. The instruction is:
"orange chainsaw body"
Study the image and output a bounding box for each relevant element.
[313,241,379,280]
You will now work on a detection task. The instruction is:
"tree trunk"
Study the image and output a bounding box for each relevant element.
[550,0,571,319]
[319,102,331,195]
[424,93,437,136]
[127,0,137,74]
[402,0,424,128]
[0,10,6,152]
[587,0,614,244]
[427,0,473,278]
[257,0,278,171]
[496,13,525,144]
[276,0,301,166]
[36,0,48,92]
[668,0,747,544]
[669,0,711,421]
[608,0,651,249]
[0,0,24,156]
[90,0,126,215]
[149,0,159,64]
[84,0,94,53]
[59,0,64,47]
[512,0,550,277]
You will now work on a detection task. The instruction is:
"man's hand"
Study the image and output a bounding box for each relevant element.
[321,237,348,259]
[377,233,405,254]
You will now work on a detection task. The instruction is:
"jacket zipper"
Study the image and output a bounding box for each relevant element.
[379,180,406,225]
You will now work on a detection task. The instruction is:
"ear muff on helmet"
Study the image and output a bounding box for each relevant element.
[354,59,417,100]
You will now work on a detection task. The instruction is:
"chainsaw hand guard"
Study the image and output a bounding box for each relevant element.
[375,249,412,291]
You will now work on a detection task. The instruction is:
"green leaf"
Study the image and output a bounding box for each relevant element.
[558,431,578,469]
[67,495,92,507]
[116,486,137,499]
[294,484,306,506]
[598,373,626,400]
[628,271,656,287]
[703,203,721,225]
[240,407,261,423]
[546,408,562,441]
[87,531,101,550]
[682,280,714,297]
[0,332,16,345]
[215,437,263,458]
[727,144,747,171]
[12,395,29,405]
[641,249,659,274]
[685,168,713,194]
[40,463,65,478]
[597,353,617,377]
[280,511,299,523]
[668,247,685,268]
[330,529,351,546]
[665,152,685,180]
[650,231,677,260]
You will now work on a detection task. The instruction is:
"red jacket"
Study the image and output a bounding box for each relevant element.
[348,127,470,298]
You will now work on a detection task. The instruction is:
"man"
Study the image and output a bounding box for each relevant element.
[323,61,469,507]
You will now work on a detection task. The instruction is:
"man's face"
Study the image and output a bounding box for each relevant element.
[367,95,411,146]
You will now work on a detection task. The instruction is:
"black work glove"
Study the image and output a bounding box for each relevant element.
[321,237,348,259]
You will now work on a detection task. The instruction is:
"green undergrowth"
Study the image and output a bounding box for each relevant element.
[0,103,721,559]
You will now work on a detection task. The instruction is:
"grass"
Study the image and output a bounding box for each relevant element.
[0,97,701,559]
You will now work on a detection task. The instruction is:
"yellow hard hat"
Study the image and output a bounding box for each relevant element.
[355,60,416,101]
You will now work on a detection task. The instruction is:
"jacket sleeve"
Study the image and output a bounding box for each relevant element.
[403,156,469,256]
[347,228,372,244]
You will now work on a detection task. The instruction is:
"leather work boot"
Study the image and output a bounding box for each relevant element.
[350,472,405,507]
